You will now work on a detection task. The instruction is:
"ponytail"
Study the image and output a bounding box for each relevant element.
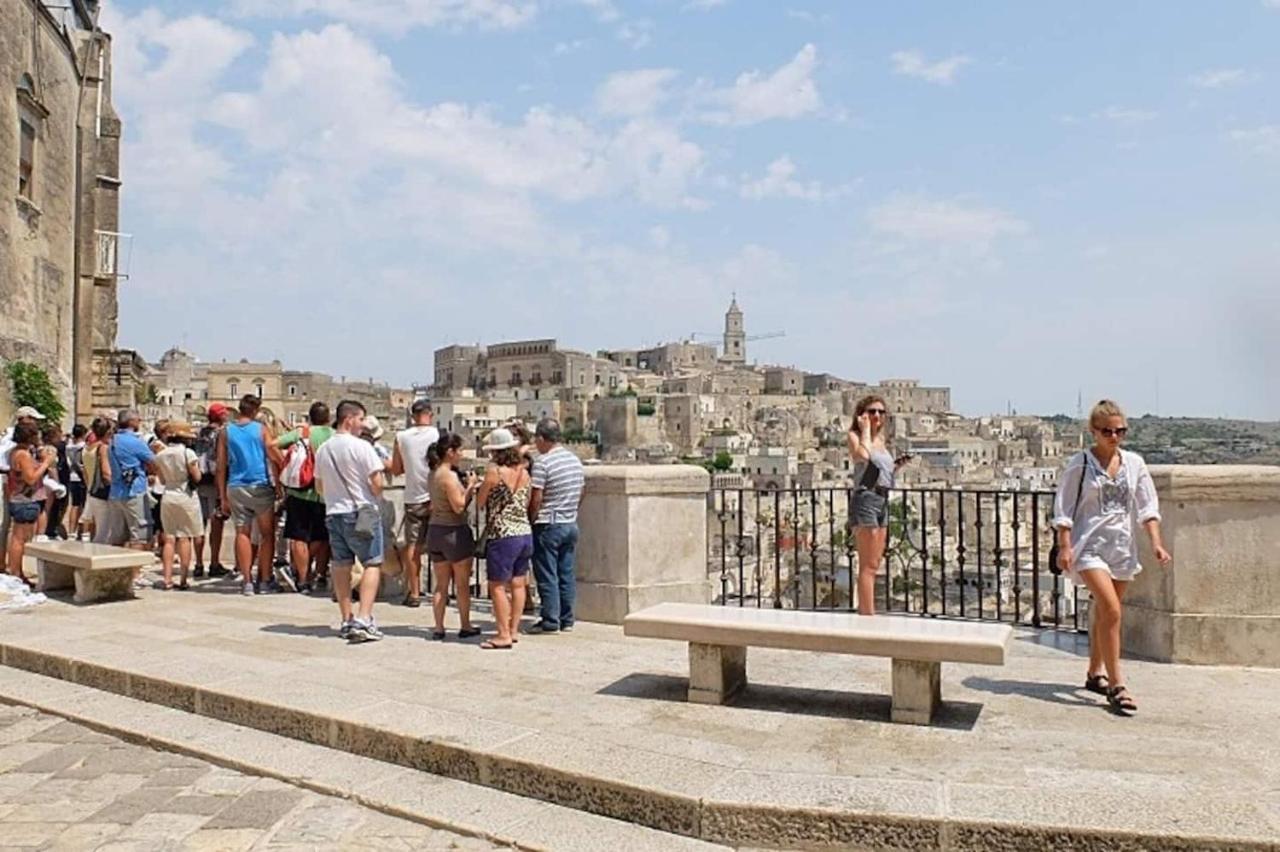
[427,432,464,470]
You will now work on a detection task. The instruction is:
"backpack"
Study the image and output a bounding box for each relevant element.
[194,427,218,476]
[280,426,315,490]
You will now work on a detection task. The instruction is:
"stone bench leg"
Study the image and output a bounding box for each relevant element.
[36,560,76,593]
[891,658,941,725]
[688,642,746,704]
[73,567,135,604]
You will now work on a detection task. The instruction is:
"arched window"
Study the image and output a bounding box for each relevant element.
[16,74,42,200]
[227,378,241,397]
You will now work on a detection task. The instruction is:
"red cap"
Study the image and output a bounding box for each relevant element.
[207,402,229,421]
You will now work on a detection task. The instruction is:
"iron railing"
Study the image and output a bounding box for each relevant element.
[708,485,1085,631]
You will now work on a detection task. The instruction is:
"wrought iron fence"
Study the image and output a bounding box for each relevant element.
[708,486,1086,631]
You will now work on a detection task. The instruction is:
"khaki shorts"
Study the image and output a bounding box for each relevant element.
[403,501,431,548]
[229,485,275,528]
[105,495,149,545]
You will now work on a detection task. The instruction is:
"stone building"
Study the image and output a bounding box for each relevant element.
[721,296,746,366]
[763,367,803,395]
[1,0,124,422]
[600,341,717,376]
[434,338,624,400]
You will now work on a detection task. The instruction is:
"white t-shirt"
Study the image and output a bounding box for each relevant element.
[396,425,439,505]
[314,432,384,516]
[0,427,15,473]
[155,446,199,491]
[1052,449,1160,574]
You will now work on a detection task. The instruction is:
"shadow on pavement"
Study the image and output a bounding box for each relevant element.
[599,672,982,730]
[961,675,1100,708]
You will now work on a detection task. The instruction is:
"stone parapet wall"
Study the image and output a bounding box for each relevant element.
[1124,464,1280,667]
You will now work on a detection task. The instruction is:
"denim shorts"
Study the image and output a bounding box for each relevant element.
[326,511,384,567]
[485,534,533,583]
[7,501,40,525]
[851,488,889,529]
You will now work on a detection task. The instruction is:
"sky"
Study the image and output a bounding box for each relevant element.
[101,0,1280,419]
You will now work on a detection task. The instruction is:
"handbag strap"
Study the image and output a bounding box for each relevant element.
[1068,451,1088,523]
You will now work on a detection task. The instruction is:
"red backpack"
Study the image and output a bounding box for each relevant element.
[280,426,315,490]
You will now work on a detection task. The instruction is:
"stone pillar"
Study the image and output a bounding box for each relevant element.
[1123,465,1280,667]
[575,465,711,624]
[688,642,746,704]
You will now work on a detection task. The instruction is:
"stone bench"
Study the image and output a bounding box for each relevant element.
[623,602,1012,725]
[27,541,154,604]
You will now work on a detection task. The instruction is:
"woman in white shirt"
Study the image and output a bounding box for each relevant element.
[1053,400,1171,716]
[154,422,203,590]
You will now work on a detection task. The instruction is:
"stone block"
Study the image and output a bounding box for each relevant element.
[890,658,940,725]
[73,566,134,604]
[687,642,746,705]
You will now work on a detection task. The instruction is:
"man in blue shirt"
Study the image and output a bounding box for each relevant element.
[106,409,156,550]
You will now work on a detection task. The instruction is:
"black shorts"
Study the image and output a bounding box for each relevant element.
[283,495,329,543]
[69,482,87,508]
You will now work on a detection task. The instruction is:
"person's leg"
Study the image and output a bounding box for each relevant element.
[208,512,225,569]
[290,539,309,583]
[557,525,578,629]
[161,532,176,588]
[235,523,253,584]
[332,565,354,623]
[310,541,329,587]
[531,526,559,629]
[255,507,275,585]
[356,566,381,623]
[509,576,527,638]
[453,559,474,631]
[6,522,31,581]
[489,581,512,645]
[1080,569,1125,689]
[431,560,452,632]
[177,537,192,585]
[405,539,423,603]
[0,501,10,573]
[854,527,879,615]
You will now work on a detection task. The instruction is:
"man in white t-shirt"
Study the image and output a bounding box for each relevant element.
[314,400,386,643]
[390,399,438,608]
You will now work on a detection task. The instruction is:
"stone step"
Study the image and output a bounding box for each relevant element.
[0,665,726,852]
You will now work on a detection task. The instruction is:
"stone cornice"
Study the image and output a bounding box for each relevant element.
[1149,465,1280,503]
[585,464,710,496]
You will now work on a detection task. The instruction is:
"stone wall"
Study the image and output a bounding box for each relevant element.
[1123,465,1280,667]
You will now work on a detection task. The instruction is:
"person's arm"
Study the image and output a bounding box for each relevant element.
[216,429,229,511]
[1134,458,1171,566]
[263,424,285,473]
[390,439,405,477]
[98,443,112,485]
[140,441,157,476]
[442,470,474,515]
[186,448,202,486]
[846,415,872,462]
[1052,455,1085,570]
[527,456,545,522]
[476,464,499,508]
[16,448,52,487]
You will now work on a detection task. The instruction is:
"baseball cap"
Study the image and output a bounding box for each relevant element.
[207,402,229,420]
[410,398,433,416]
[13,406,45,421]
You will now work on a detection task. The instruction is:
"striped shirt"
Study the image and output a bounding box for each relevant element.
[531,446,584,524]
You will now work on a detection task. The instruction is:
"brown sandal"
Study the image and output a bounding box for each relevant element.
[1106,685,1137,716]
[1084,673,1110,695]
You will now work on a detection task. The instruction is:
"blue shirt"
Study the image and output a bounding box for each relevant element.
[108,430,154,500]
[226,420,270,487]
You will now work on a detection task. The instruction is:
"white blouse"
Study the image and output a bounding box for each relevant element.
[1052,449,1160,573]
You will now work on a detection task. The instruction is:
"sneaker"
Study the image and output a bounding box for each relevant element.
[241,581,256,596]
[208,563,230,578]
[560,624,574,633]
[347,618,382,643]
[338,620,354,640]
[262,579,284,595]
[273,564,297,593]
[298,582,313,595]
[525,621,559,635]
[193,565,205,579]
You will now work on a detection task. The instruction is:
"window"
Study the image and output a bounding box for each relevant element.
[287,384,298,397]
[253,382,264,398]
[17,75,40,200]
[228,382,239,397]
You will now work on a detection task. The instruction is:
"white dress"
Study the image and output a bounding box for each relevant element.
[1052,449,1160,583]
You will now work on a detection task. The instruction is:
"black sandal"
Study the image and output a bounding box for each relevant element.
[458,627,482,639]
[1106,685,1137,716]
[1084,673,1110,695]
[431,630,446,641]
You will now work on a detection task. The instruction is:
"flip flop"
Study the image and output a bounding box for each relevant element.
[1106,685,1137,716]
[480,640,513,650]
[1084,674,1110,695]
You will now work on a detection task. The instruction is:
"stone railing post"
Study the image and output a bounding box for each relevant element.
[576,465,711,624]
[1123,465,1280,667]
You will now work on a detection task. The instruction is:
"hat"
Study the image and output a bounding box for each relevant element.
[13,406,45,421]
[207,402,229,420]
[166,421,196,440]
[362,415,385,441]
[482,427,520,451]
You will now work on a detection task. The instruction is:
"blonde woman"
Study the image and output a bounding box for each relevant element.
[846,395,909,615]
[1053,399,1171,716]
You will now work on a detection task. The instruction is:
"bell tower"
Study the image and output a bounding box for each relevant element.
[722,295,745,366]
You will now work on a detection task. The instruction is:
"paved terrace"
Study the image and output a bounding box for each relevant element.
[0,584,1277,851]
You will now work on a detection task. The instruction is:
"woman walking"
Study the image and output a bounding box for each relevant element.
[846,395,909,615]
[5,423,54,587]
[425,433,481,641]
[1053,399,1171,716]
[476,428,533,650]
[154,422,203,589]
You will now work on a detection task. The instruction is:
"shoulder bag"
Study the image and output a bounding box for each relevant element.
[1048,451,1088,575]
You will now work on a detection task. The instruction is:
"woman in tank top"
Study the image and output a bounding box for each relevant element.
[475,428,533,649]
[846,394,910,615]
[425,433,481,641]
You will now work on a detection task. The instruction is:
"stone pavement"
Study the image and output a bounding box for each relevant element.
[0,703,506,851]
[1,580,1278,849]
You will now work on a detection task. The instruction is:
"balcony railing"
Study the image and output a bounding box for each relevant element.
[708,485,1085,632]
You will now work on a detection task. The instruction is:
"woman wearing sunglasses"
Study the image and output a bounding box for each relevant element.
[846,394,909,615]
[1053,399,1171,716]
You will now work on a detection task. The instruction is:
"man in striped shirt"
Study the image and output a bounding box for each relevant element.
[526,418,585,634]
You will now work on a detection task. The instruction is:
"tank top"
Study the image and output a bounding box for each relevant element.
[226,421,269,487]
[484,471,532,541]
[854,446,895,490]
[429,468,467,527]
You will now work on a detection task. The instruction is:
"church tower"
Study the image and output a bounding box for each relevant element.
[722,295,746,366]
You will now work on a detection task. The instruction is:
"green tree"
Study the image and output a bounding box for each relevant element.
[712,450,734,471]
[5,361,65,423]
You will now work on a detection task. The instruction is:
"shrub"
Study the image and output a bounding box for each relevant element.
[5,361,65,423]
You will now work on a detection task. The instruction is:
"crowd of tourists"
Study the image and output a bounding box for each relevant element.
[0,398,584,650]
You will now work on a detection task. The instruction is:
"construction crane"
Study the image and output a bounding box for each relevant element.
[687,330,786,343]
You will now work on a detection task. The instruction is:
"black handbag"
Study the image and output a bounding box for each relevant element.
[1048,452,1088,575]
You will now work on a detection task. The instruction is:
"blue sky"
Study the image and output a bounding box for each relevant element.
[103,1,1280,418]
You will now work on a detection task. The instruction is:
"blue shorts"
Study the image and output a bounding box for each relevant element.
[7,502,40,525]
[485,534,533,583]
[325,511,384,567]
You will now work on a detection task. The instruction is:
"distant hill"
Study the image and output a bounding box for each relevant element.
[1122,416,1280,465]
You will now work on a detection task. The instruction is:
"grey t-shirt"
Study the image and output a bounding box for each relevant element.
[854,446,895,490]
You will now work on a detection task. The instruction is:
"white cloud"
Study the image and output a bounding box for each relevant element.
[684,0,728,9]
[890,49,971,85]
[867,194,1029,250]
[739,156,822,201]
[1264,0,1280,8]
[231,0,536,31]
[1092,106,1158,124]
[1188,68,1255,89]
[616,19,653,49]
[698,44,820,125]
[1229,125,1280,156]
[596,68,680,116]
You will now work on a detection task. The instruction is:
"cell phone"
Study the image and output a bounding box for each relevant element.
[894,454,913,465]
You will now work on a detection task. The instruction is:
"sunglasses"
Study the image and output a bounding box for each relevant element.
[1097,427,1128,438]
[865,408,887,416]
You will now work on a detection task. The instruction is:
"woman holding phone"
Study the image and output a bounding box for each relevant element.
[846,395,909,615]
[1053,399,1171,716]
